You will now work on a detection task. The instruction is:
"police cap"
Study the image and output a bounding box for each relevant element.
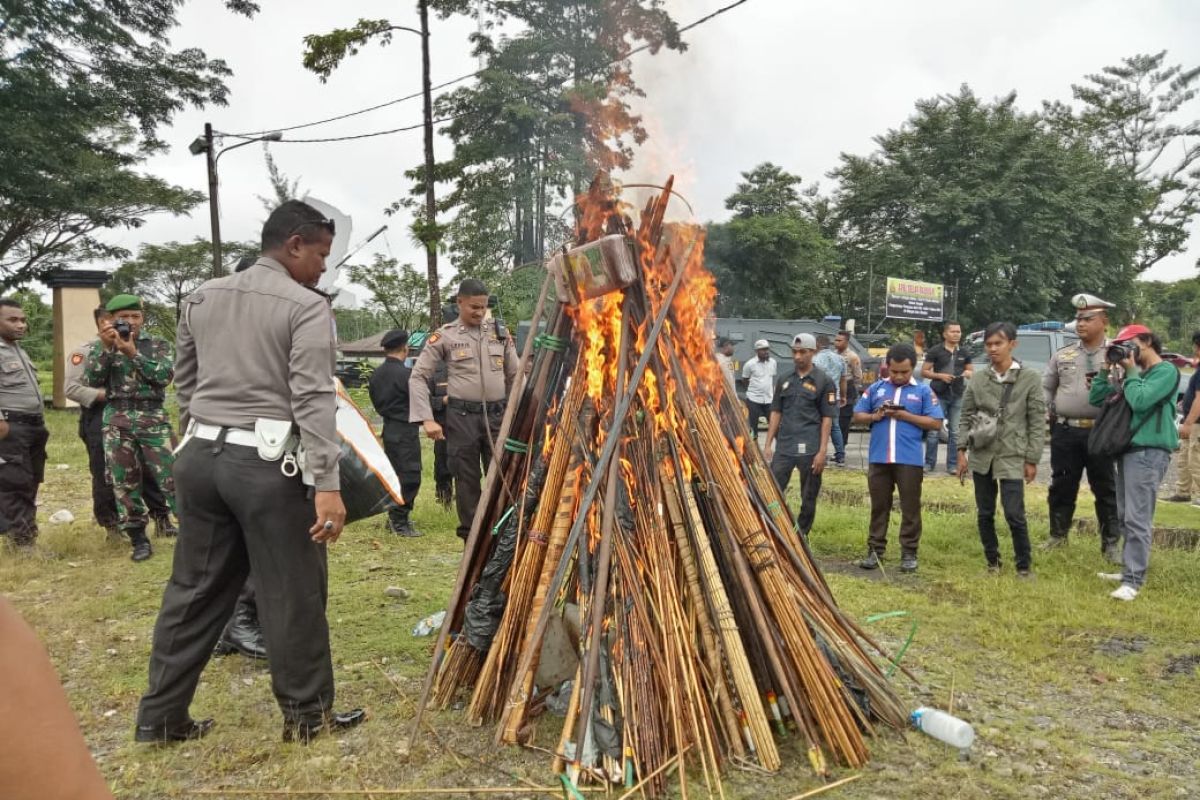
[381,329,410,351]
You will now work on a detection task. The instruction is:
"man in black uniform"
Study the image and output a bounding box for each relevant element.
[0,298,49,548]
[368,329,423,537]
[762,333,836,536]
[135,201,363,745]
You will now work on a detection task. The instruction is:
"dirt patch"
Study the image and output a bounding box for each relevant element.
[1093,635,1151,657]
[1163,653,1200,678]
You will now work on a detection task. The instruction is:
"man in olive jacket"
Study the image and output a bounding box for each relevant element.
[957,322,1046,576]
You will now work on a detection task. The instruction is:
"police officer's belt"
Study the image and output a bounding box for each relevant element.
[448,398,506,414]
[1057,416,1095,429]
[191,423,258,447]
[109,398,165,412]
[1,411,44,425]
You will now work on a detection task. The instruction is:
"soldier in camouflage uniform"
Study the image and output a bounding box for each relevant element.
[82,294,176,562]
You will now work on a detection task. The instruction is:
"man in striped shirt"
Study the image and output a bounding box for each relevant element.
[852,343,944,573]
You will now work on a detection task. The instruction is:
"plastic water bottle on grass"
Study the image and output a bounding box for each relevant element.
[911,707,974,749]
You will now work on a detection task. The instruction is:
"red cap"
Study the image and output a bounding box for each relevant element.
[1113,324,1151,342]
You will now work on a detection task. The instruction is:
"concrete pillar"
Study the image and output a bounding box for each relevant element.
[42,270,109,409]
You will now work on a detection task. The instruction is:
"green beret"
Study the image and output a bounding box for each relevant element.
[105,294,142,312]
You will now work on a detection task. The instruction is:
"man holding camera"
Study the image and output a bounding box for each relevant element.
[852,343,944,572]
[66,305,176,542]
[82,294,176,562]
[409,280,517,540]
[1042,293,1122,561]
[1089,324,1179,601]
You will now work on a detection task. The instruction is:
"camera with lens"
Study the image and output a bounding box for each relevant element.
[113,320,133,341]
[1105,340,1138,365]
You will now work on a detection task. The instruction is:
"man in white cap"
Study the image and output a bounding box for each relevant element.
[763,333,837,536]
[1042,293,1122,562]
[742,339,777,435]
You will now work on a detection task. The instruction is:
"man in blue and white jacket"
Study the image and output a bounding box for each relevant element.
[852,343,944,573]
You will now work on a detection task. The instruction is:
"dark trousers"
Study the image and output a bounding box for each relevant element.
[837,403,854,461]
[446,404,503,540]
[138,439,334,727]
[382,420,422,526]
[746,400,772,434]
[0,418,49,544]
[80,407,168,528]
[972,469,1031,570]
[1047,422,1121,548]
[866,463,924,557]
[770,453,822,535]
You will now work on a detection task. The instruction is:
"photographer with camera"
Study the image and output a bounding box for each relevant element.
[957,322,1045,577]
[81,294,176,561]
[852,343,944,573]
[1088,324,1179,602]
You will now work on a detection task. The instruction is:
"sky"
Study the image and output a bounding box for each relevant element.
[102,0,1200,299]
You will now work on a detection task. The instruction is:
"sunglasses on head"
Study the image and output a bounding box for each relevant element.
[289,217,336,238]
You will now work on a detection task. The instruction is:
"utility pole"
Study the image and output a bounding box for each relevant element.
[204,123,222,278]
[419,0,441,327]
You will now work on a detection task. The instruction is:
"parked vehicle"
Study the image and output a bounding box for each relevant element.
[335,359,371,388]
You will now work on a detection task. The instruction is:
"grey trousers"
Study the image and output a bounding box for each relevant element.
[1115,447,1171,589]
[137,438,334,728]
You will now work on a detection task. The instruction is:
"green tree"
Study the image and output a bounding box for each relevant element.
[0,0,257,288]
[105,239,258,340]
[348,255,431,332]
[1044,52,1200,271]
[832,86,1142,329]
[705,163,843,319]
[256,146,305,213]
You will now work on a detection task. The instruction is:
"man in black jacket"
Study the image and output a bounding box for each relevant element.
[369,329,423,536]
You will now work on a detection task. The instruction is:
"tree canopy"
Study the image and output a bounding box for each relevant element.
[0,0,255,288]
[831,86,1143,329]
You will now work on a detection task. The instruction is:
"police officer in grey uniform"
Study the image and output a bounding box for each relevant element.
[409,279,517,540]
[0,298,48,548]
[136,201,364,745]
[1043,293,1122,562]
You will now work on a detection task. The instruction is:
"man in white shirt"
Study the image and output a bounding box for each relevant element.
[742,338,777,433]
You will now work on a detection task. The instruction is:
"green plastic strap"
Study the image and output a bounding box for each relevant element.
[492,505,515,537]
[504,437,530,454]
[534,333,569,352]
[864,610,918,679]
[559,773,587,800]
[766,501,782,513]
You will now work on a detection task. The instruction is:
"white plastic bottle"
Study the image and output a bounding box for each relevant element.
[910,707,975,749]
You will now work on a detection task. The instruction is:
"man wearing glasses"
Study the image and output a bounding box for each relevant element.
[1042,293,1122,563]
[136,201,364,745]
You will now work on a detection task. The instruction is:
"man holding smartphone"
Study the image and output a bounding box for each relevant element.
[852,343,944,572]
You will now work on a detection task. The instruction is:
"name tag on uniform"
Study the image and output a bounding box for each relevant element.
[451,348,471,361]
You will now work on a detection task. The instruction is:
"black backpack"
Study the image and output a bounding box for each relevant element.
[1088,367,1178,458]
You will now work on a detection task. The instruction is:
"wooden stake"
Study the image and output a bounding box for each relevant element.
[782,774,863,800]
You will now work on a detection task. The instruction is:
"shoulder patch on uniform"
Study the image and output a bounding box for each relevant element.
[71,353,84,365]
[428,332,442,344]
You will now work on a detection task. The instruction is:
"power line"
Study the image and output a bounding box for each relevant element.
[218,0,754,143]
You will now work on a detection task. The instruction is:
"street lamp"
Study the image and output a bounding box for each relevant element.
[190,124,284,278]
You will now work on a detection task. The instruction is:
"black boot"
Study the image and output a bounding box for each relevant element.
[129,527,153,562]
[152,514,179,538]
[215,601,267,659]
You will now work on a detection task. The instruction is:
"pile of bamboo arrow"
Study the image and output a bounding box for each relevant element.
[410,177,909,798]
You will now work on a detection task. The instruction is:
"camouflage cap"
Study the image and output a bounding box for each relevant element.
[105,294,142,312]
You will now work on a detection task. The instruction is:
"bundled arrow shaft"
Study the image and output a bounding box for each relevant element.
[413,177,907,798]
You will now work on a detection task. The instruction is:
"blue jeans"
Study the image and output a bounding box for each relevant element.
[1115,447,1171,589]
[925,393,962,470]
[830,416,844,461]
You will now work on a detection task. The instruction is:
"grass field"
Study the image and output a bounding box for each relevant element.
[3,407,1200,799]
